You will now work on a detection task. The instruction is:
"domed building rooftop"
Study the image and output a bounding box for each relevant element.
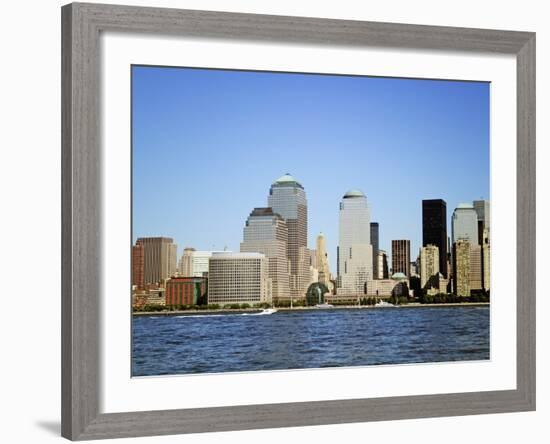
[457,202,474,209]
[343,189,366,199]
[271,173,303,189]
[391,272,408,280]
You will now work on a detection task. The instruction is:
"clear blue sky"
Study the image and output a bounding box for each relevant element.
[132,66,489,274]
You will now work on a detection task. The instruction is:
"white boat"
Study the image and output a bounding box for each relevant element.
[375,300,397,307]
[315,303,334,309]
[241,308,278,316]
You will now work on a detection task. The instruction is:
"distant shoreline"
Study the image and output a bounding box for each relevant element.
[132,302,490,316]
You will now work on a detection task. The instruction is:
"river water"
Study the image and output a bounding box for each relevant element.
[132,305,490,376]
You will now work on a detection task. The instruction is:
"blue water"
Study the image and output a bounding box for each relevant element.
[132,306,490,376]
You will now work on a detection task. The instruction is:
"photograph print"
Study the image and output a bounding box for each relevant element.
[131,66,491,377]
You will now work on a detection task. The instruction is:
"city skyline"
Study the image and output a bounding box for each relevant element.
[132,66,490,274]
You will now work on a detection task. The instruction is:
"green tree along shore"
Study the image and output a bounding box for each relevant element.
[132,293,489,313]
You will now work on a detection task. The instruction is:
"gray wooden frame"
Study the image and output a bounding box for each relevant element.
[61,2,536,440]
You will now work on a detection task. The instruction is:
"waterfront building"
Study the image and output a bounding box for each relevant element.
[452,203,479,245]
[135,237,177,285]
[316,232,331,286]
[240,207,290,302]
[420,244,440,289]
[268,174,309,299]
[392,240,411,277]
[208,252,272,305]
[337,189,373,296]
[425,272,450,295]
[132,240,145,289]
[453,239,471,296]
[377,249,389,279]
[422,199,448,277]
[165,276,208,306]
[370,222,379,279]
[132,287,165,309]
[366,273,409,298]
[482,228,491,292]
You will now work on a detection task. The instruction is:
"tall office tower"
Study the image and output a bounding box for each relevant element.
[422,199,448,277]
[482,228,491,292]
[370,222,380,279]
[208,252,272,305]
[178,247,195,277]
[453,239,471,296]
[377,250,389,279]
[168,243,177,277]
[316,232,331,285]
[392,240,411,277]
[268,174,308,299]
[240,207,290,302]
[131,240,145,288]
[135,237,177,285]
[337,189,372,295]
[473,199,491,244]
[452,203,479,245]
[420,244,440,289]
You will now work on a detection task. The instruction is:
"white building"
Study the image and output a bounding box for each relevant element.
[178,249,228,277]
[337,189,373,296]
[452,203,479,245]
[208,252,272,305]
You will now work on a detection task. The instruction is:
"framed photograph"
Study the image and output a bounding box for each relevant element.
[61,2,535,440]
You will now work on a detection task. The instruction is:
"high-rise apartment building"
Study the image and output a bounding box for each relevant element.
[420,244,440,289]
[422,199,448,277]
[470,244,483,292]
[452,203,479,245]
[337,189,372,296]
[208,252,272,305]
[392,240,411,277]
[370,222,379,279]
[135,237,177,285]
[316,232,331,286]
[240,207,290,302]
[453,239,471,296]
[268,174,309,299]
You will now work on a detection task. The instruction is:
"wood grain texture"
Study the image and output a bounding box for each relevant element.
[61,2,536,440]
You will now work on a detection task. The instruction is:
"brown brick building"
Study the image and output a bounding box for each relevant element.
[132,240,145,289]
[165,277,208,306]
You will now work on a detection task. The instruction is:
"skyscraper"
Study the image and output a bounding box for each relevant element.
[337,189,372,295]
[452,203,479,245]
[316,232,331,286]
[422,199,448,277]
[377,250,389,279]
[392,240,411,277]
[370,222,379,280]
[268,174,309,299]
[240,207,290,302]
[473,199,490,242]
[135,237,177,285]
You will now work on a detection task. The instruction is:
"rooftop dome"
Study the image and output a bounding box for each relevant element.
[271,173,304,189]
[391,272,407,280]
[343,189,366,198]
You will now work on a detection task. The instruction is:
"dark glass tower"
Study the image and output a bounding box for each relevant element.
[422,199,448,278]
